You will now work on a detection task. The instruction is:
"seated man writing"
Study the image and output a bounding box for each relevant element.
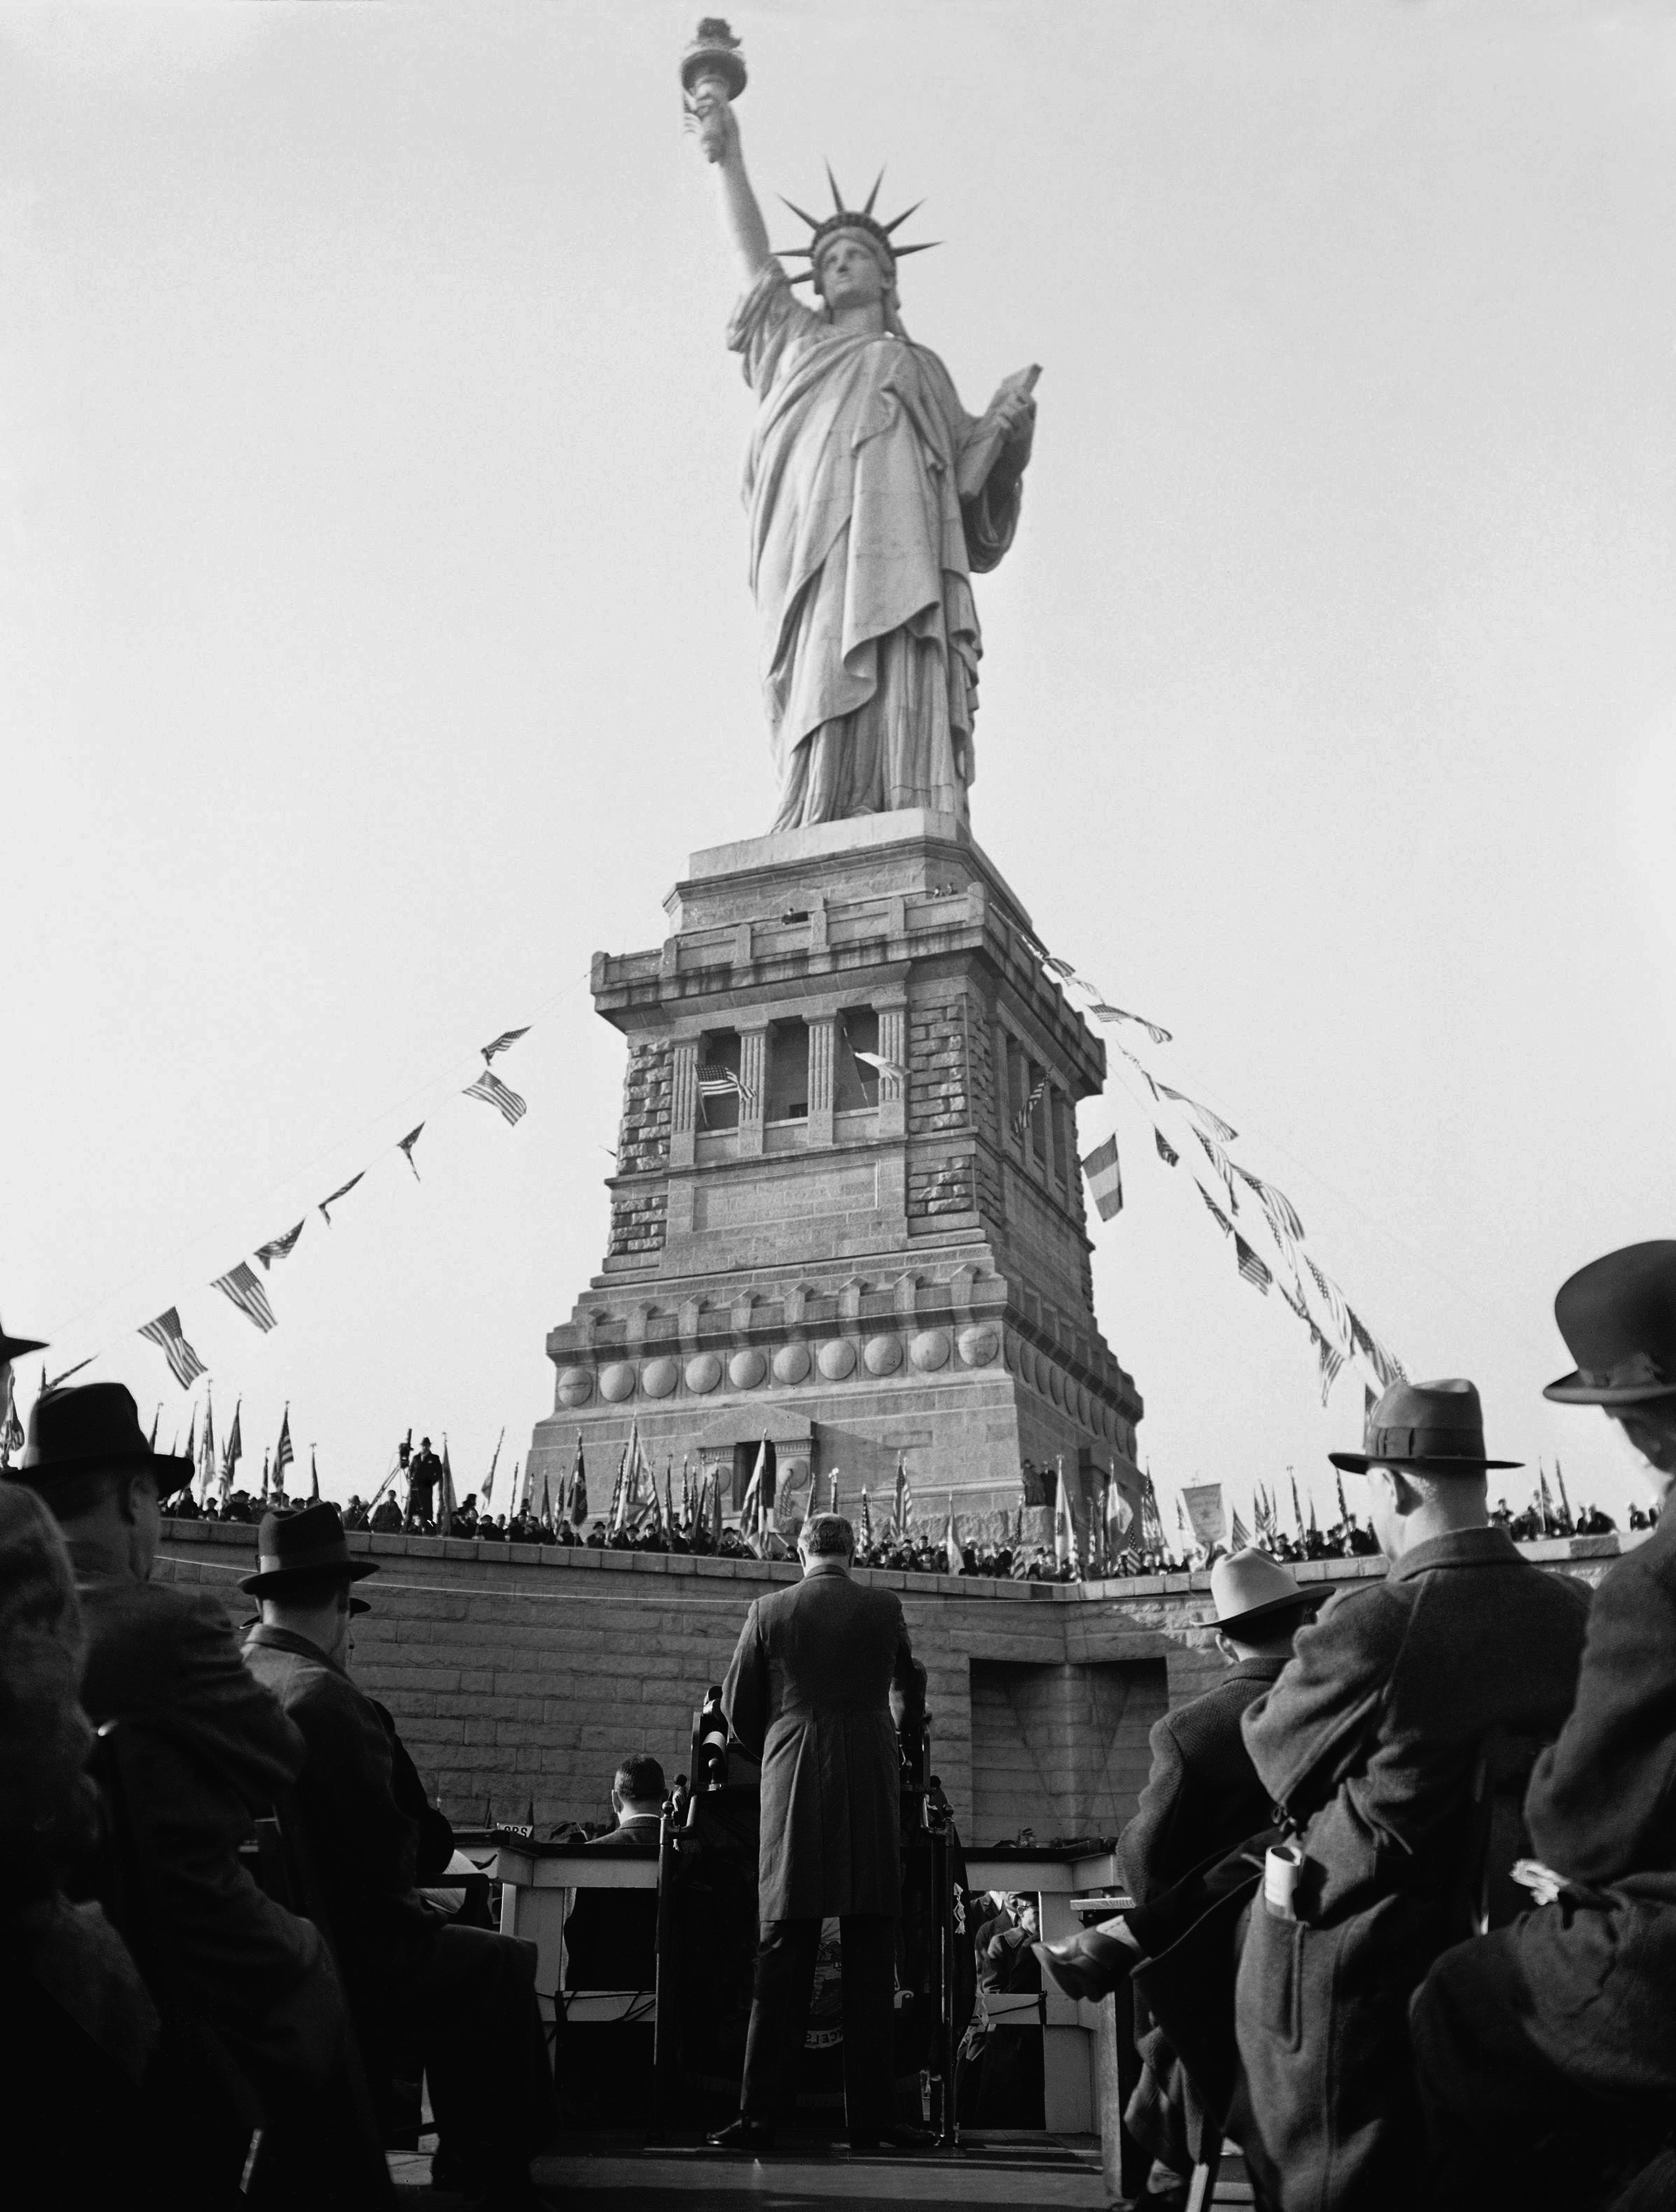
[241,1502,556,2211]
[1413,1243,1676,2211]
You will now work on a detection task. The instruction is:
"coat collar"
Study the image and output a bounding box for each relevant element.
[1224,1654,1290,1683]
[243,1620,346,1674]
[1386,1523,1524,1583]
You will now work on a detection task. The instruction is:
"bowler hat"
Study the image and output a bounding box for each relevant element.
[1209,1547,1325,1637]
[18,1382,193,1485]
[0,1315,46,1363]
[239,1501,378,1598]
[1544,1241,1676,1405]
[1329,1377,1520,1476]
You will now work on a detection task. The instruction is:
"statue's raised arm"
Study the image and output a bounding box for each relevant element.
[681,20,1039,835]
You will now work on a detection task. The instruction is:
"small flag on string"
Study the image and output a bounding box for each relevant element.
[1196,1183,1234,1236]
[1235,1168,1306,1245]
[1195,1128,1240,1208]
[1350,1311,1405,1389]
[1160,1084,1238,1145]
[398,1125,425,1180]
[213,1260,277,1335]
[1315,1330,1345,1406]
[274,1405,295,1490]
[1114,1044,1160,1098]
[1234,1234,1272,1295]
[851,1049,909,1084]
[463,1068,526,1125]
[1081,1135,1123,1221]
[255,1221,304,1270]
[319,1174,364,1225]
[139,1308,206,1389]
[1278,1277,1311,1325]
[481,1026,530,1063]
[1154,1128,1179,1167]
[1086,1002,1174,1047]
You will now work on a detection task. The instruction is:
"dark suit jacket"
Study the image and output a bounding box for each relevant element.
[1243,1527,1590,1921]
[562,1816,661,1990]
[1526,1509,1676,1890]
[72,1564,325,2067]
[723,1567,924,1920]
[1120,1656,1286,1905]
[242,1623,435,2000]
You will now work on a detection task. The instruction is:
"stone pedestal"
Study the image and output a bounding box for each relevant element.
[530,810,1142,1530]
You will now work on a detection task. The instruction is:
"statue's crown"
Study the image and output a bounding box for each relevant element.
[780,166,939,288]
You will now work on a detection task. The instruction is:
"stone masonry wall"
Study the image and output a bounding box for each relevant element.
[616,1041,672,1176]
[155,1519,1621,1844]
[606,1187,668,1259]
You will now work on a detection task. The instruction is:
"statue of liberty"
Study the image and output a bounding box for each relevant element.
[687,34,1038,833]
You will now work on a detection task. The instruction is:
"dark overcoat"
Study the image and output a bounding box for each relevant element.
[1415,1509,1676,2109]
[721,1566,923,1921]
[1233,1527,1589,2212]
[243,1622,436,1999]
[563,1815,661,1991]
[1120,1655,1288,1905]
[72,1563,336,2081]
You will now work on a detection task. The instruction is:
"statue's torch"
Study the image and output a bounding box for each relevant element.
[680,17,747,162]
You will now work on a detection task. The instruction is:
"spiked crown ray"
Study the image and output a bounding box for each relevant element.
[778,165,939,286]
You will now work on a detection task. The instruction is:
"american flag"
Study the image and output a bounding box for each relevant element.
[213,1260,277,1335]
[1160,1084,1238,1146]
[1306,1257,1353,1352]
[1234,1234,1272,1295]
[220,1400,242,1498]
[1195,1129,1240,1210]
[697,1062,757,1111]
[1350,1311,1405,1389]
[1154,1128,1179,1167]
[851,1048,909,1084]
[463,1069,526,1125]
[481,1026,530,1063]
[1316,1330,1345,1406]
[274,1406,295,1489]
[319,1173,364,1225]
[1230,1506,1251,1549]
[569,1432,587,1523]
[255,1220,304,1270]
[1196,1183,1233,1236]
[398,1125,424,1180]
[1236,1168,1306,1245]
[1114,1044,1160,1100]
[1012,1075,1047,1142]
[139,1307,206,1390]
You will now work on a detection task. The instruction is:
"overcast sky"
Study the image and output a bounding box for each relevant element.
[5,0,1673,1529]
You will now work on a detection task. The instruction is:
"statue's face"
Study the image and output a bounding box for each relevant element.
[815,230,890,310]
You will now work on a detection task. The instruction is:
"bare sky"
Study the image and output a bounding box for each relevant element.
[5,0,1673,1527]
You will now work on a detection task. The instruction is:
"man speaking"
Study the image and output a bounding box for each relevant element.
[707,1511,925,2152]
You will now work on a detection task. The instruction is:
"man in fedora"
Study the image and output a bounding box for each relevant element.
[1034,1550,1325,2207]
[242,1501,556,2211]
[1413,1243,1676,2209]
[1230,1378,1590,2212]
[8,1385,358,2137]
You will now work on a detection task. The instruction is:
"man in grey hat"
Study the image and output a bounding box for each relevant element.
[8,1383,364,2174]
[1231,1378,1590,2212]
[243,1500,556,2211]
[1035,1549,1326,2206]
[1413,1243,1676,2209]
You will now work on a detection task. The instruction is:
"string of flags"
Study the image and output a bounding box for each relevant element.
[1013,925,1406,1410]
[129,1025,535,1391]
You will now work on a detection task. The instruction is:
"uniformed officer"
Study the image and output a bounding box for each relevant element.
[1413,1243,1676,2209]
[1232,1378,1590,2212]
[706,1510,924,2151]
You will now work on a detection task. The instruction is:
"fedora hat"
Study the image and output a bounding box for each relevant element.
[1329,1376,1520,1476]
[0,1315,47,1364]
[1209,1547,1325,1637]
[1544,1241,1676,1406]
[239,1501,378,1600]
[18,1381,192,1485]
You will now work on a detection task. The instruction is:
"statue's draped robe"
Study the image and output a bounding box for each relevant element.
[728,262,1024,831]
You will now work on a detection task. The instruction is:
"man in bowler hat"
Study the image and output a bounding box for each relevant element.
[1232,1378,1590,2212]
[242,1502,556,2210]
[1413,1242,1676,2209]
[9,1385,364,2168]
[707,1510,925,2151]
